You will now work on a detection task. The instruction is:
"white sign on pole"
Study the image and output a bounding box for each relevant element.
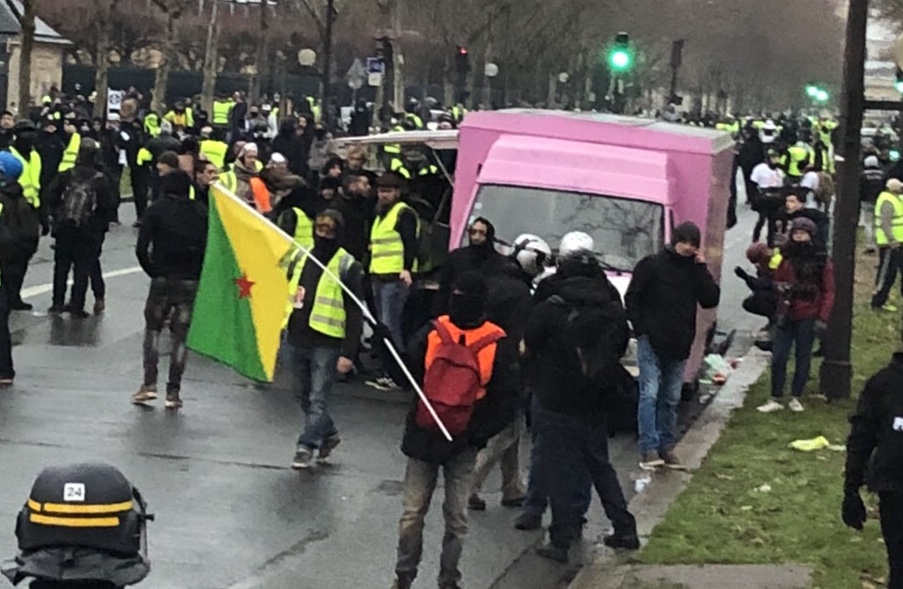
[895,34,903,69]
[368,72,384,87]
[107,89,124,116]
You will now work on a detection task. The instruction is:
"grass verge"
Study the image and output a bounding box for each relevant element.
[639,249,901,589]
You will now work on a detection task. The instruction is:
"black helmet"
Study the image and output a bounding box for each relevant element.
[2,463,153,587]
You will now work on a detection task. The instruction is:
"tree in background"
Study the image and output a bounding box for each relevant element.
[13,0,37,115]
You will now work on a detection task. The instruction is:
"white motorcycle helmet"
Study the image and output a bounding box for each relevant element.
[511,233,552,278]
[559,231,595,257]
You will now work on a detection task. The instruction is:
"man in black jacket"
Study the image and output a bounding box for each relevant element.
[392,272,519,589]
[861,155,885,254]
[46,140,116,318]
[626,222,720,470]
[524,251,638,563]
[843,352,903,589]
[132,171,207,410]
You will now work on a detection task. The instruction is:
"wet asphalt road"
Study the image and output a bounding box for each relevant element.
[0,195,760,589]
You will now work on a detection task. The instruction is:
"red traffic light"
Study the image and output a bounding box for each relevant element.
[457,45,468,56]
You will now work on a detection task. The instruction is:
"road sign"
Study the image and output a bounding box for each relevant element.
[107,89,123,116]
[368,72,384,87]
[367,57,385,75]
[896,34,903,69]
[347,58,367,90]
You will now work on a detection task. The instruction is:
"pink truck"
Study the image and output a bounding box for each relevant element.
[450,110,734,386]
[339,109,734,386]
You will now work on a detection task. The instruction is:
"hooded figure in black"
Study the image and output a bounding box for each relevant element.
[434,217,510,316]
[270,118,307,177]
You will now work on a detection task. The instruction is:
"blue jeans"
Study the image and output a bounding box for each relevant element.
[372,279,409,349]
[533,408,636,550]
[770,318,816,400]
[523,395,592,518]
[637,336,687,455]
[290,344,341,449]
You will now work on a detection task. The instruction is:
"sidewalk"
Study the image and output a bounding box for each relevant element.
[568,345,772,589]
[571,564,812,589]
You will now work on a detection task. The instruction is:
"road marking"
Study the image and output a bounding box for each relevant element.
[21,265,144,300]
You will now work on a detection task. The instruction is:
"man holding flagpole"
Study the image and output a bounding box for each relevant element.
[287,209,365,469]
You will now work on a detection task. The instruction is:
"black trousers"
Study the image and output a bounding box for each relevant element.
[131,165,149,220]
[52,230,101,312]
[0,252,31,306]
[0,283,13,379]
[873,247,903,309]
[109,164,123,222]
[880,491,903,589]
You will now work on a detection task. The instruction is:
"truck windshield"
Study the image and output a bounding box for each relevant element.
[470,184,664,272]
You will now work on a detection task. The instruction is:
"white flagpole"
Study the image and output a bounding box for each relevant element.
[211,183,454,442]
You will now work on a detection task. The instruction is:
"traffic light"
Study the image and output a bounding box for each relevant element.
[608,32,634,73]
[805,84,819,98]
[455,45,470,75]
[805,83,829,103]
[895,68,903,93]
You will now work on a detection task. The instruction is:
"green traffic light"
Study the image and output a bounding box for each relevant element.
[815,89,829,102]
[891,149,901,162]
[896,80,903,94]
[610,49,631,70]
[805,85,818,98]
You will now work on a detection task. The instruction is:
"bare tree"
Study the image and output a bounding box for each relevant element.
[150,0,184,113]
[200,0,221,113]
[248,0,269,102]
[14,0,37,116]
[93,0,123,118]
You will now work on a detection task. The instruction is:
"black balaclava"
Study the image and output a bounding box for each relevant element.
[468,217,497,260]
[13,131,35,155]
[312,209,344,263]
[448,271,487,329]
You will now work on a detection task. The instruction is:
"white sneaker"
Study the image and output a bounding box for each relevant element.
[788,398,804,412]
[757,399,784,413]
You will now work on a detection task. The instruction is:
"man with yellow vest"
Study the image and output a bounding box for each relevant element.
[872,178,903,312]
[58,117,81,173]
[286,209,364,469]
[212,96,232,129]
[366,172,419,392]
[6,121,45,311]
[163,101,194,133]
[783,136,813,183]
[198,126,228,171]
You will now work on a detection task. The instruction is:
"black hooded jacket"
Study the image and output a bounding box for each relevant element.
[270,119,307,177]
[135,172,208,279]
[845,353,903,493]
[524,275,629,418]
[435,218,511,315]
[626,247,720,361]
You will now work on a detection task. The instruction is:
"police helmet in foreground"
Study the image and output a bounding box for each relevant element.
[2,463,153,587]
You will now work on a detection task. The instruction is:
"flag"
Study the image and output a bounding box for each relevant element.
[187,185,296,382]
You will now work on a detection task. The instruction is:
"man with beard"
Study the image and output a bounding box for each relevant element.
[287,209,364,469]
[758,218,835,414]
[434,217,509,316]
[0,110,15,151]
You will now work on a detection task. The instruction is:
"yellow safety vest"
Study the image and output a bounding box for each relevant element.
[58,132,81,172]
[144,117,161,138]
[200,139,228,171]
[786,145,812,177]
[875,191,903,246]
[165,110,193,129]
[286,248,353,338]
[219,169,237,193]
[137,147,153,166]
[212,101,231,125]
[9,147,41,208]
[405,113,423,129]
[290,207,314,250]
[384,125,405,155]
[390,158,437,179]
[370,201,418,274]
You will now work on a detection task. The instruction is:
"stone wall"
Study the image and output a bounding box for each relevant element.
[6,40,64,112]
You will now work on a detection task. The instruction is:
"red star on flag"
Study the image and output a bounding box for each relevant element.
[233,274,255,299]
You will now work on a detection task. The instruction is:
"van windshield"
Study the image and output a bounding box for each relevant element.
[469,184,664,272]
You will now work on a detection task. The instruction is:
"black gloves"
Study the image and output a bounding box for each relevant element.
[40,220,50,237]
[842,491,867,531]
[734,266,748,280]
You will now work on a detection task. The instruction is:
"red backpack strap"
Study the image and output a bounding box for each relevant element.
[432,319,455,345]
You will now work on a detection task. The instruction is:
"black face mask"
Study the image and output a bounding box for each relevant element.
[312,235,339,261]
[449,293,484,328]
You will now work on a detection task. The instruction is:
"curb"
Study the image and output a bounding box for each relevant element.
[567,346,771,589]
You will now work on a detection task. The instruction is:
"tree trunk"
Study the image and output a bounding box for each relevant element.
[93,0,118,119]
[546,73,557,108]
[151,10,178,114]
[200,0,221,114]
[17,0,37,116]
[442,51,454,107]
[248,1,269,103]
[321,0,336,123]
